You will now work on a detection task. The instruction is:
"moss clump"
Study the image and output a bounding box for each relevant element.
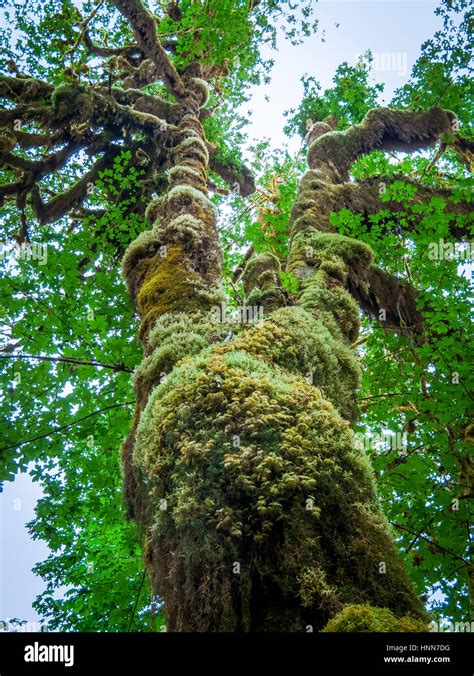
[299,283,361,344]
[322,604,429,632]
[169,165,202,181]
[173,135,209,163]
[135,244,221,338]
[286,230,373,342]
[215,306,360,420]
[144,200,162,225]
[289,230,373,281]
[134,310,231,395]
[129,342,426,631]
[51,82,93,121]
[154,214,204,245]
[121,228,162,295]
[166,184,216,218]
[241,252,286,310]
[168,164,206,191]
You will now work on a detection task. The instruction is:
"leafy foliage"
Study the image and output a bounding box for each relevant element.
[283,55,384,137]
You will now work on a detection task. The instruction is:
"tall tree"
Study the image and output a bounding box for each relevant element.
[1,0,471,630]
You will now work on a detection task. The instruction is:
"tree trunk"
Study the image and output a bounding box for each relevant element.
[117,72,439,631]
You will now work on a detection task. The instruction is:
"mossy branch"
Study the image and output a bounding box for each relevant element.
[208,154,256,197]
[308,107,457,183]
[111,0,186,99]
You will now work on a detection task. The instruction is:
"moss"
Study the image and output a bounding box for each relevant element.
[128,336,426,631]
[286,230,373,342]
[136,245,220,336]
[298,283,361,343]
[173,135,209,163]
[51,82,93,121]
[121,101,429,633]
[0,130,16,153]
[166,184,216,217]
[121,228,161,295]
[134,310,231,393]
[169,165,202,181]
[154,214,204,244]
[215,306,360,421]
[290,230,373,275]
[305,121,332,146]
[144,200,162,225]
[322,605,428,632]
[241,252,286,310]
[307,107,453,182]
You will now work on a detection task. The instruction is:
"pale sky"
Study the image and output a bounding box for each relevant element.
[0,0,441,627]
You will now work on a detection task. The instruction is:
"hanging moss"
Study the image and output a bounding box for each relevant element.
[322,604,429,632]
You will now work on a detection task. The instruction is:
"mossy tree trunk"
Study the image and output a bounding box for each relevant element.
[120,76,461,630]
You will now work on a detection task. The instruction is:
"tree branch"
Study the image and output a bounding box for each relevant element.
[392,522,469,564]
[111,0,186,98]
[208,154,256,197]
[0,353,133,372]
[308,107,456,183]
[0,401,135,455]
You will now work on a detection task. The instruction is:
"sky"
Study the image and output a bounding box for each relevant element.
[0,0,443,627]
[242,0,442,152]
